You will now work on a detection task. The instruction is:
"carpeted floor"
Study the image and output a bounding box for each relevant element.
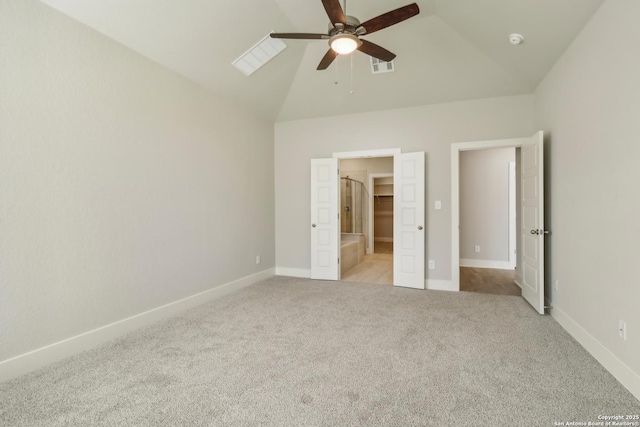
[1,276,638,426]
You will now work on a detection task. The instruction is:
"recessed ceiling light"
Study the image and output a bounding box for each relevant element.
[509,34,524,45]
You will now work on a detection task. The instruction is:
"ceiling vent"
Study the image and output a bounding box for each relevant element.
[370,57,394,74]
[232,33,287,76]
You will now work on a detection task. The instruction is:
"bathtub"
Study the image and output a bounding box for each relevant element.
[341,233,365,275]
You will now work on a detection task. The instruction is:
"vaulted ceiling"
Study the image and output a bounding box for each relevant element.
[39,0,604,121]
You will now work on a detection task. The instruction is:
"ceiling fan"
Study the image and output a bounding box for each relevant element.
[270,0,420,70]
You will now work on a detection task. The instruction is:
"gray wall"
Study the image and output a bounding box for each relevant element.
[275,95,534,280]
[459,148,515,262]
[0,1,275,361]
[534,0,640,381]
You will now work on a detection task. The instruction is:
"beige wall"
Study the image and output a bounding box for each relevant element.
[275,95,534,280]
[534,0,640,389]
[341,158,394,177]
[0,1,274,362]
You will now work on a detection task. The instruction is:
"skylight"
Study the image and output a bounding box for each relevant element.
[232,33,287,77]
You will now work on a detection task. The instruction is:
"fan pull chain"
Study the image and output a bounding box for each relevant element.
[335,54,339,85]
[350,53,355,94]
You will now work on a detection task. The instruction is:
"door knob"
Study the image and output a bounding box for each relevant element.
[312,224,316,228]
[531,229,550,235]
[418,226,423,230]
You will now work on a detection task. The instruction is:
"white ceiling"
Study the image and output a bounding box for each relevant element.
[39,0,604,121]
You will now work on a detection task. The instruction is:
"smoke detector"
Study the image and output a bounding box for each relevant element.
[509,34,524,45]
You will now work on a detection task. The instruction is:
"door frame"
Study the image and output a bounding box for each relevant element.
[508,161,517,269]
[332,149,400,284]
[451,137,528,291]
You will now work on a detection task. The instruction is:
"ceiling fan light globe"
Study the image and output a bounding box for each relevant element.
[330,34,361,54]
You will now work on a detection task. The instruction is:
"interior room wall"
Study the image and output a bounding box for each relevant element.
[340,157,394,191]
[534,0,640,397]
[275,95,534,282]
[0,1,275,366]
[459,148,515,265]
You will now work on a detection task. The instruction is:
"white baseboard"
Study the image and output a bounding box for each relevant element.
[374,237,393,243]
[0,268,275,383]
[276,268,457,293]
[514,278,523,289]
[460,259,515,270]
[275,267,311,278]
[551,305,640,402]
[426,279,456,292]
[514,273,523,288]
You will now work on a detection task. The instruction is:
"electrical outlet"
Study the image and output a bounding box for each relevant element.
[474,245,480,253]
[256,255,261,265]
[428,260,435,270]
[435,200,442,210]
[619,320,627,341]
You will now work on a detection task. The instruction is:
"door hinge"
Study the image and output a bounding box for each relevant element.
[338,258,340,264]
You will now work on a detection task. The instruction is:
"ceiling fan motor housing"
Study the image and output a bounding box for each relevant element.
[328,15,364,36]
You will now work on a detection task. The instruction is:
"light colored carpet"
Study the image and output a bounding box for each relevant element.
[1,276,638,426]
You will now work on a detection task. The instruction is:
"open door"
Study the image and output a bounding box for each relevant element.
[393,152,425,289]
[520,131,546,313]
[310,158,339,280]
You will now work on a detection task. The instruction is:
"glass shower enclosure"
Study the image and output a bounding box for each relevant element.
[340,177,368,234]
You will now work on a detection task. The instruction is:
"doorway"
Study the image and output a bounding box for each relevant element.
[310,148,425,289]
[458,147,520,296]
[451,132,546,314]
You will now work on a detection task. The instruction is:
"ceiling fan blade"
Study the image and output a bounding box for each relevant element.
[270,33,329,40]
[357,39,396,62]
[322,0,346,25]
[317,48,339,70]
[359,3,420,35]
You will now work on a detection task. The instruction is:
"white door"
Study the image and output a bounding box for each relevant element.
[520,131,545,314]
[393,152,425,289]
[310,158,339,280]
